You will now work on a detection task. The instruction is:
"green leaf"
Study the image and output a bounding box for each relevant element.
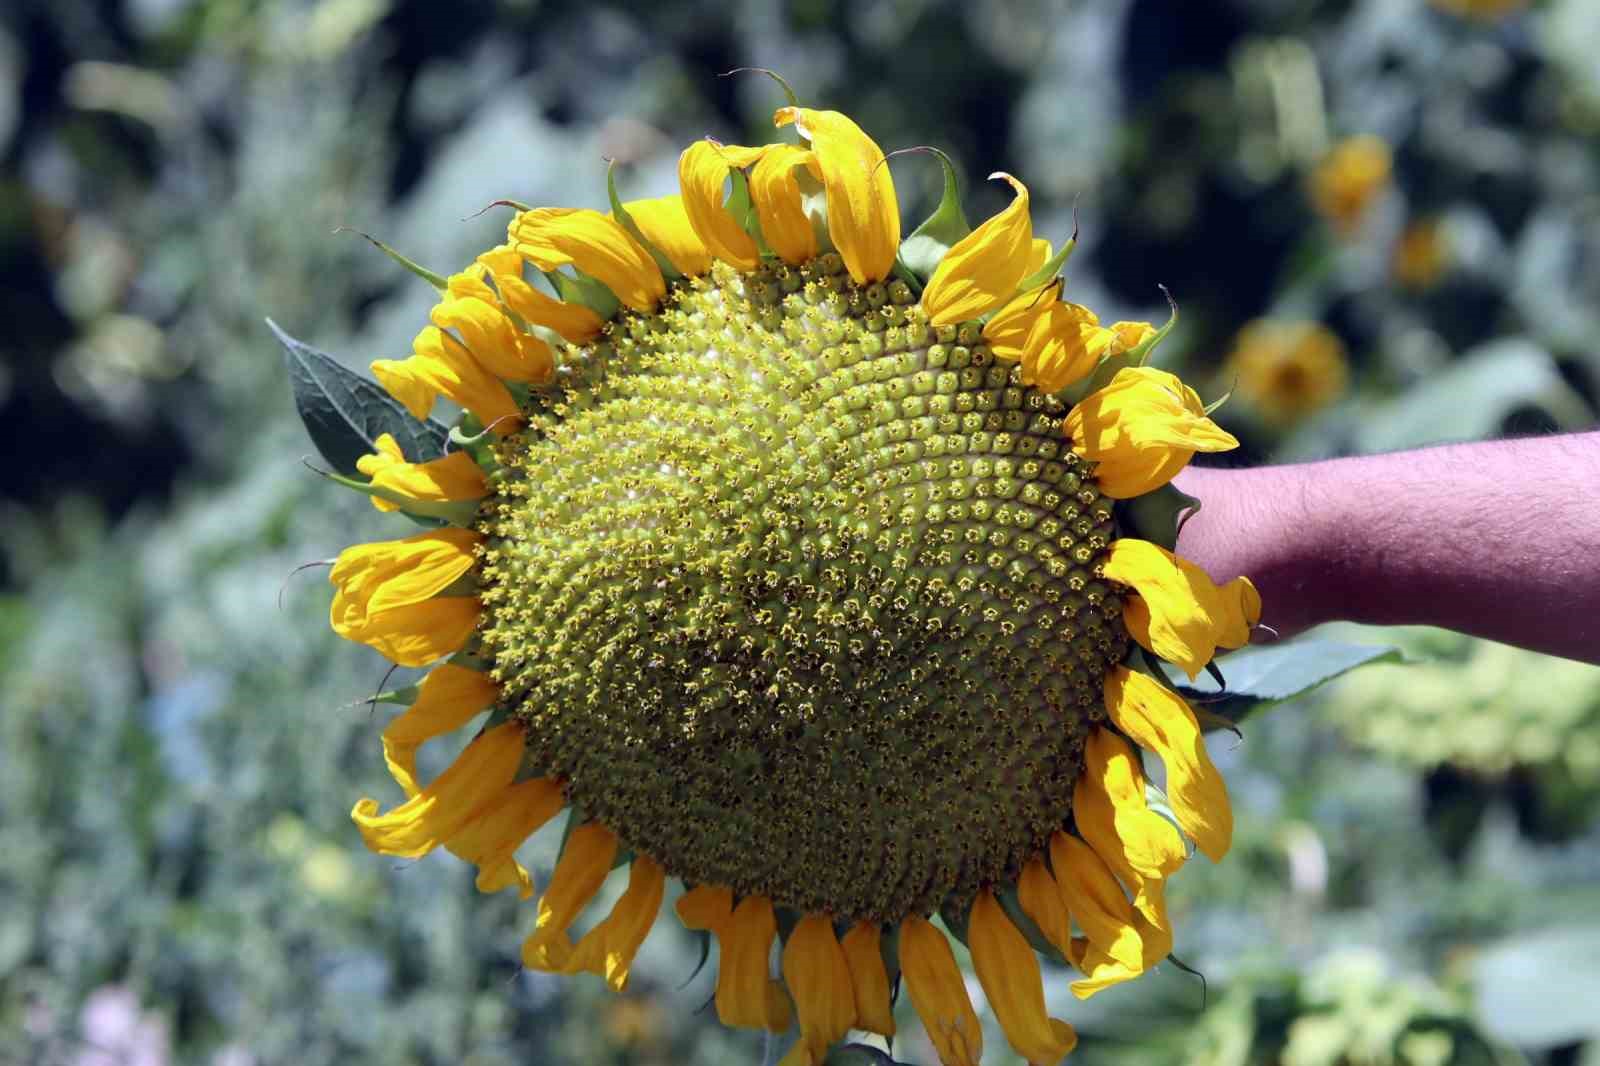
[1475,926,1600,1048]
[542,268,621,320]
[1357,339,1593,453]
[897,148,970,280]
[1116,481,1200,553]
[272,318,450,477]
[1162,639,1405,729]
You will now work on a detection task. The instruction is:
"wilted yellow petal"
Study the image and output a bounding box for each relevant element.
[356,433,487,516]
[922,173,1033,326]
[522,822,619,971]
[491,271,604,344]
[1023,300,1102,393]
[675,883,734,932]
[750,143,820,265]
[371,325,521,430]
[1049,832,1144,969]
[1064,366,1239,498]
[621,194,714,277]
[448,776,564,899]
[840,922,896,1037]
[433,274,553,383]
[899,916,982,1066]
[717,895,791,1032]
[678,140,768,271]
[1076,728,1186,887]
[379,663,499,797]
[328,528,481,666]
[350,720,525,858]
[773,107,899,284]
[1103,538,1260,678]
[780,914,857,1065]
[1018,856,1072,957]
[1104,666,1233,861]
[509,207,665,312]
[562,855,666,991]
[969,891,1077,1065]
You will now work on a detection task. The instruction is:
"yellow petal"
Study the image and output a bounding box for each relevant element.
[328,528,481,666]
[922,173,1034,326]
[371,325,521,430]
[379,664,500,797]
[350,720,525,858]
[491,271,605,344]
[840,922,896,1037]
[1064,366,1239,498]
[621,194,714,277]
[1048,831,1143,969]
[717,895,791,1032]
[677,140,768,271]
[773,107,899,284]
[1067,909,1175,999]
[433,273,554,383]
[1017,856,1072,957]
[509,207,665,312]
[1104,666,1233,861]
[781,914,857,1065]
[899,915,982,1066]
[563,854,666,991]
[969,890,1078,1065]
[1022,300,1103,393]
[983,282,1057,364]
[521,822,619,971]
[357,433,487,516]
[1103,538,1261,678]
[675,883,734,933]
[750,143,820,265]
[475,244,524,278]
[448,776,564,899]
[1075,728,1186,888]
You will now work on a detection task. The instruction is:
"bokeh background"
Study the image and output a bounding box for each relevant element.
[3,0,1600,1063]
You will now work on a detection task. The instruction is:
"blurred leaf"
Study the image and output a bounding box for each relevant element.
[1358,340,1592,453]
[1475,926,1600,1048]
[1164,639,1404,728]
[273,319,450,477]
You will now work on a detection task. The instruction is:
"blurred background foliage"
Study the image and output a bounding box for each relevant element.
[1,0,1597,1063]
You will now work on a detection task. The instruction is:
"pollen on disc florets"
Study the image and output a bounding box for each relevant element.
[475,254,1129,924]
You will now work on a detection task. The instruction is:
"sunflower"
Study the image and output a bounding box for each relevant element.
[321,100,1258,1066]
[1307,135,1391,235]
[1223,318,1349,427]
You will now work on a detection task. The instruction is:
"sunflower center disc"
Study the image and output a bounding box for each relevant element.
[477,256,1129,923]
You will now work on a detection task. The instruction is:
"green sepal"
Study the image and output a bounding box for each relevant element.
[362,683,418,708]
[725,167,768,252]
[1203,385,1234,416]
[543,268,621,320]
[936,898,971,948]
[997,883,1070,967]
[879,923,901,999]
[725,66,801,110]
[1127,286,1180,366]
[448,420,503,474]
[679,928,713,989]
[896,148,970,281]
[1115,480,1201,553]
[337,226,447,289]
[606,161,683,280]
[308,464,481,527]
[1164,951,1209,1006]
[1015,235,1076,293]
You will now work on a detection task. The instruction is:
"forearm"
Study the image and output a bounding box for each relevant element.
[1172,433,1600,665]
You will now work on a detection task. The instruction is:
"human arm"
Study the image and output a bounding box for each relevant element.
[1171,432,1600,666]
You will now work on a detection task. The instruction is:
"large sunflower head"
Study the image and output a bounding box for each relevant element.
[320,100,1259,1066]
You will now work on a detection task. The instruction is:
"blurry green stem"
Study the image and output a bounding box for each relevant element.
[1174,432,1600,665]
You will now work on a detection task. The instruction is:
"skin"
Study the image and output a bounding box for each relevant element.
[1171,432,1600,666]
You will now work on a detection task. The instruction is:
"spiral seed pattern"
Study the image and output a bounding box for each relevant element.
[476,255,1128,923]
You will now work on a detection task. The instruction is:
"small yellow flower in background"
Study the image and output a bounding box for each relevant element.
[1393,218,1451,289]
[1308,135,1392,234]
[1224,318,1349,427]
[309,95,1261,1065]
